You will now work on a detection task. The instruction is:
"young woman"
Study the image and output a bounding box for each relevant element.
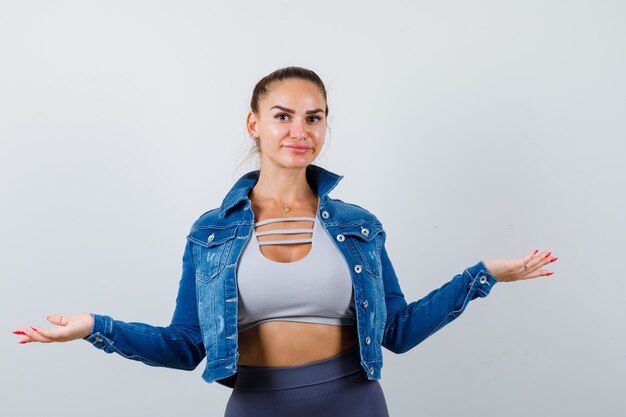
[13,67,557,417]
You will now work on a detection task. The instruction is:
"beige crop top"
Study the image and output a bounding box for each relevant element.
[236,215,356,333]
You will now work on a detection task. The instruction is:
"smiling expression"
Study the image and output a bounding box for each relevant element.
[247,78,327,170]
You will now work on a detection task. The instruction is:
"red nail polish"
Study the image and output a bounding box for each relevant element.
[544,252,552,258]
[533,249,538,255]
[12,331,26,335]
[30,327,38,331]
[545,272,554,276]
[549,257,558,263]
[18,341,28,344]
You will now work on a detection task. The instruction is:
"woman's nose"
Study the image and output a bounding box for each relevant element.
[290,118,307,139]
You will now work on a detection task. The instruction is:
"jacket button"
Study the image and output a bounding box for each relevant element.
[354,264,362,273]
[207,233,215,242]
[369,367,374,375]
[363,300,368,308]
[321,211,330,219]
[95,336,103,343]
[479,275,488,284]
[365,336,371,345]
[336,234,345,242]
[361,227,369,236]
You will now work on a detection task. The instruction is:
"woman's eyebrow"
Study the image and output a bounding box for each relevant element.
[270,105,324,115]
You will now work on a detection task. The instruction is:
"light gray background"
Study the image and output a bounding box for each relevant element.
[1,1,624,416]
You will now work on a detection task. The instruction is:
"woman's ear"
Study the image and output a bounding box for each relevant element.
[246,111,258,137]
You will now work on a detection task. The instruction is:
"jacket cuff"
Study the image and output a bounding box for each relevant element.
[465,261,498,297]
[83,313,114,351]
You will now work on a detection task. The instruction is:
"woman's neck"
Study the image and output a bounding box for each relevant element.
[250,164,316,206]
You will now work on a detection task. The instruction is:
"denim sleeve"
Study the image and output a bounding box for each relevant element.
[380,233,498,354]
[83,239,206,370]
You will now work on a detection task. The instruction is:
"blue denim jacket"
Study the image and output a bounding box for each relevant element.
[85,164,498,387]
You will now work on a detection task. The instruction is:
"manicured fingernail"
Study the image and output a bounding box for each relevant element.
[544,252,552,258]
[18,341,28,344]
[533,249,538,255]
[545,272,554,276]
[12,331,26,335]
[30,327,38,331]
[549,257,558,263]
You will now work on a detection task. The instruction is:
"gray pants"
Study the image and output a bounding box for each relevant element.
[224,344,390,417]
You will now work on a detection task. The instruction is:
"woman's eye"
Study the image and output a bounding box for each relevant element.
[274,113,322,123]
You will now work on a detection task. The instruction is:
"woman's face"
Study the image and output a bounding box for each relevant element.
[247,78,327,170]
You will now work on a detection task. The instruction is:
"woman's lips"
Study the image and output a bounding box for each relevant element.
[285,145,311,154]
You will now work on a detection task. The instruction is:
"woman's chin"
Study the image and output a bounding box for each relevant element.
[261,153,318,170]
[280,154,316,167]
[285,160,313,169]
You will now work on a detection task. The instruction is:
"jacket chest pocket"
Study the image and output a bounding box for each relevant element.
[337,222,384,278]
[187,225,239,283]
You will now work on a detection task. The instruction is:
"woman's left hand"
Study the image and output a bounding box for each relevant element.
[483,249,558,282]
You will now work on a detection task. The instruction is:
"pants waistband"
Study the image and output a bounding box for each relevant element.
[234,344,362,391]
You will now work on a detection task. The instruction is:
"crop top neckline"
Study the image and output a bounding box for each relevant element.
[252,215,318,265]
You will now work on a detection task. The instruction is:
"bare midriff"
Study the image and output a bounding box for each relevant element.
[237,321,358,367]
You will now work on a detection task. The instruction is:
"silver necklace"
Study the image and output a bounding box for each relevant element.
[281,201,294,212]
[250,190,297,212]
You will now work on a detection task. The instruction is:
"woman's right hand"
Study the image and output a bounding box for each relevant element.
[12,313,94,344]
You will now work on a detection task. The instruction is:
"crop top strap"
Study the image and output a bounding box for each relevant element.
[253,216,316,246]
[254,216,316,227]
[256,228,314,237]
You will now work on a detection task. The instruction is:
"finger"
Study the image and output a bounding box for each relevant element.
[523,249,539,263]
[12,328,35,338]
[22,327,56,343]
[18,336,33,344]
[12,329,33,344]
[31,325,69,341]
[47,315,69,326]
[13,327,55,343]
[526,250,554,271]
[518,268,555,281]
[518,249,539,269]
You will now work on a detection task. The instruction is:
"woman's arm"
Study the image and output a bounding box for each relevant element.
[380,233,556,354]
[13,239,206,371]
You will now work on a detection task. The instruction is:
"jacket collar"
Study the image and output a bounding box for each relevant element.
[219,164,344,218]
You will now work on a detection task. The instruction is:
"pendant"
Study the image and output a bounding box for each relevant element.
[283,206,290,213]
